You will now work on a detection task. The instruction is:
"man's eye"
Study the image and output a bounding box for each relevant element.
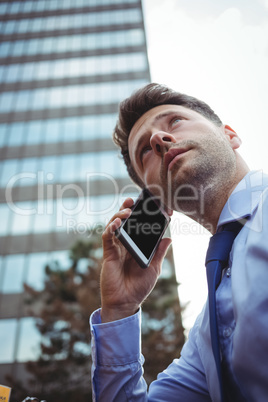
[171,117,182,127]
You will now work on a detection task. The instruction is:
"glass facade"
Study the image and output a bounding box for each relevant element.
[0,0,149,374]
[1,9,142,34]
[0,0,139,16]
[0,53,147,83]
[0,114,117,146]
[0,79,147,112]
[0,29,145,57]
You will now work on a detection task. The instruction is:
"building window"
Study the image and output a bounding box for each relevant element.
[0,159,20,188]
[26,252,49,291]
[0,42,12,57]
[26,120,44,145]
[9,201,34,236]
[0,204,11,236]
[1,254,26,293]
[0,123,8,147]
[8,122,26,146]
[0,319,17,363]
[0,92,14,113]
[16,317,42,362]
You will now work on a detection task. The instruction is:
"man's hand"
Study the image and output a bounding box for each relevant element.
[101,197,172,323]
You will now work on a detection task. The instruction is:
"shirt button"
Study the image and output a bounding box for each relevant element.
[223,327,232,338]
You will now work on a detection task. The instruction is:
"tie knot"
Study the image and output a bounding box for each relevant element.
[222,220,244,234]
[205,220,243,267]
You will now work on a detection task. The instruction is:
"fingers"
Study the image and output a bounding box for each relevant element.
[102,207,132,248]
[102,198,134,252]
[119,197,134,211]
[102,218,120,252]
[107,207,132,230]
[102,216,120,243]
[105,197,134,230]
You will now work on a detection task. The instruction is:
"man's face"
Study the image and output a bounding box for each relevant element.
[128,104,237,212]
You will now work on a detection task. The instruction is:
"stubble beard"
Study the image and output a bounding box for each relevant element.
[160,138,237,221]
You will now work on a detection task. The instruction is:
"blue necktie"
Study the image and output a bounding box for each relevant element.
[205,220,244,402]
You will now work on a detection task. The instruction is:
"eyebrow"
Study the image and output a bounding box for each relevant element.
[133,110,180,166]
[153,110,178,124]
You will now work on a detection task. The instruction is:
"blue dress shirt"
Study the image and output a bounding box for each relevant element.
[90,171,268,401]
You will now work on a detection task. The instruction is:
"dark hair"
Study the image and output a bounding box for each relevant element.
[113,83,222,187]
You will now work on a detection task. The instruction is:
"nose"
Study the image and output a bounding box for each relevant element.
[150,132,176,155]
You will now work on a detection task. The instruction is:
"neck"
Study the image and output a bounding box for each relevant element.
[178,164,250,234]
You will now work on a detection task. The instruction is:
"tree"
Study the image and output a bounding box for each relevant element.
[7,230,184,401]
[141,253,185,384]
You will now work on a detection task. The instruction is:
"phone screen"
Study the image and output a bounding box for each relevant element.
[122,189,169,259]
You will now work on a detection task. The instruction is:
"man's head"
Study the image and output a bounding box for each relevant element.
[113,83,223,187]
[113,83,247,229]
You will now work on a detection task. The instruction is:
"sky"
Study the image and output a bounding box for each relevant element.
[142,0,268,333]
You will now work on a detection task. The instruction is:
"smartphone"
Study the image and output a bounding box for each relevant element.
[115,188,171,268]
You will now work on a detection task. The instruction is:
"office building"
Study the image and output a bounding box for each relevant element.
[0,0,182,390]
[0,0,151,381]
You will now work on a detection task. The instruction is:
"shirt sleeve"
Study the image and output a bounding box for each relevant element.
[90,308,212,402]
[90,308,147,401]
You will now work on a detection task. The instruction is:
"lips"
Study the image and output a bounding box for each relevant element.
[164,147,189,173]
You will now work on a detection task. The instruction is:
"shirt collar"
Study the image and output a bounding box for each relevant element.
[217,170,268,229]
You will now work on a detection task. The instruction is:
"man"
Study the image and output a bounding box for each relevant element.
[90,83,268,401]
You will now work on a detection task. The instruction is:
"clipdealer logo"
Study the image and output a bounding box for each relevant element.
[4,169,268,235]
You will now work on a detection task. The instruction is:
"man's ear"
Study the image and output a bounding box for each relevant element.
[224,125,242,150]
